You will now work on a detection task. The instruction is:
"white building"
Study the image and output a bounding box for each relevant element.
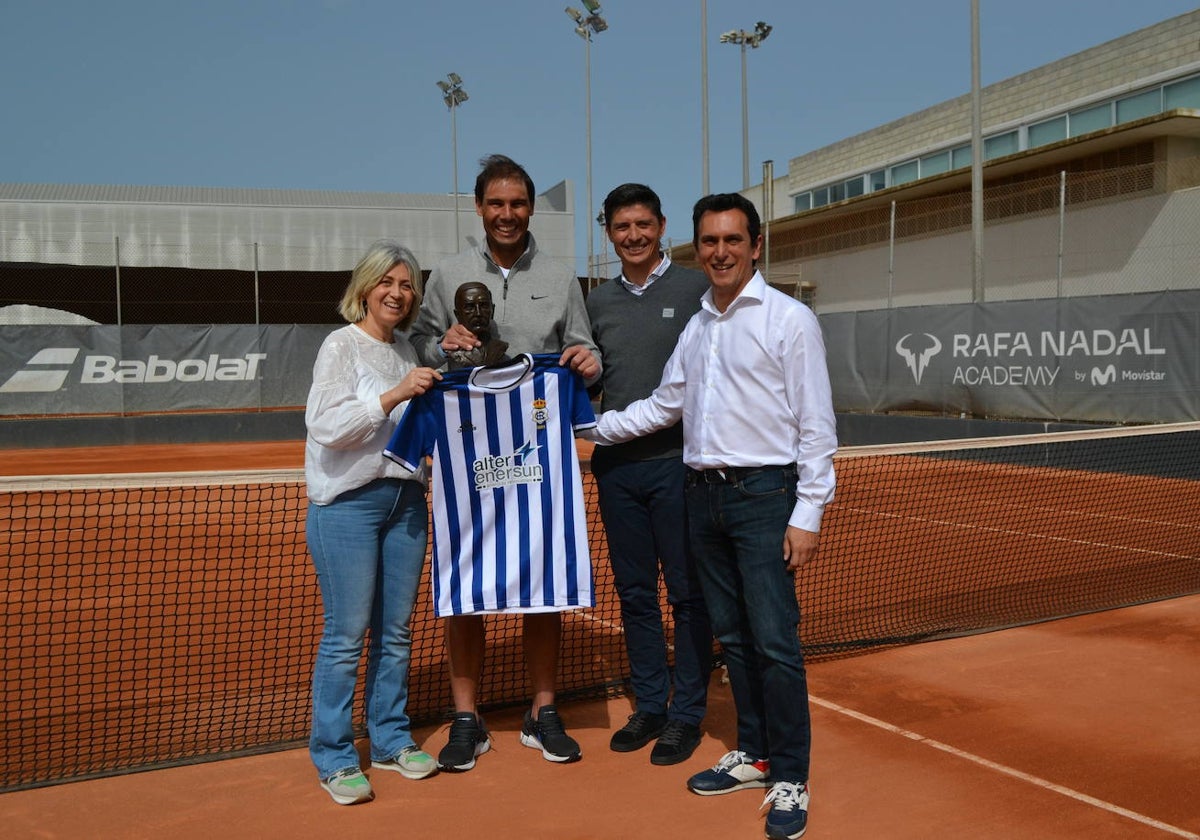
[689,9,1200,314]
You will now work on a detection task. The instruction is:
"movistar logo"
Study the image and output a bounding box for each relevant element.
[1090,365,1117,386]
[1,347,266,392]
[895,333,942,384]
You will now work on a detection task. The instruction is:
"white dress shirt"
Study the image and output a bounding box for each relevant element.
[591,271,837,532]
[304,323,427,505]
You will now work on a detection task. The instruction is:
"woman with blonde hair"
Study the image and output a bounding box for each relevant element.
[304,240,441,805]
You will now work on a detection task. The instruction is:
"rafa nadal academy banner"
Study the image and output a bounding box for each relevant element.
[820,290,1200,424]
[0,324,330,416]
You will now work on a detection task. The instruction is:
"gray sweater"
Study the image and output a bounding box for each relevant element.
[410,234,600,378]
[586,262,709,462]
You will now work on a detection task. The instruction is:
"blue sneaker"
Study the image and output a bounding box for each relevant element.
[687,750,771,795]
[762,781,810,839]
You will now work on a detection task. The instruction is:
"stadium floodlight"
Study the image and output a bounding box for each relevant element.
[436,73,469,253]
[720,20,772,189]
[563,3,609,285]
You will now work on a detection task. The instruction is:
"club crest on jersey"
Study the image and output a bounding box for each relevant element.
[531,398,548,429]
[472,438,543,491]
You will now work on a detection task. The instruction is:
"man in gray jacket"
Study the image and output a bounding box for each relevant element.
[410,154,600,773]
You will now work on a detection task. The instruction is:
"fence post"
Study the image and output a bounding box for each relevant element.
[254,241,261,325]
[114,235,122,326]
[888,200,896,309]
[1057,170,1066,299]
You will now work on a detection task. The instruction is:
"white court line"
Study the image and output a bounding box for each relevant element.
[844,507,1200,563]
[811,694,1199,839]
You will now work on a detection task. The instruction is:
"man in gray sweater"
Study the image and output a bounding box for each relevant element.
[586,183,712,766]
[410,154,600,772]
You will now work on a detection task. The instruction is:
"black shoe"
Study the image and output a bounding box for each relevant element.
[519,704,581,763]
[650,719,703,765]
[609,710,667,753]
[438,712,490,771]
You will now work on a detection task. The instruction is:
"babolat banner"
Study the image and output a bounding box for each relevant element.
[0,324,330,415]
[821,290,1200,423]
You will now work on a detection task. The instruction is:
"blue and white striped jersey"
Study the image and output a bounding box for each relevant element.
[385,353,596,616]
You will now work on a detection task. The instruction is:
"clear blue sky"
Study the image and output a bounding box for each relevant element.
[4,1,1197,275]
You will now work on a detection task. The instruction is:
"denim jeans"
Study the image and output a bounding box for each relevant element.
[594,456,712,725]
[685,465,811,782]
[306,477,428,780]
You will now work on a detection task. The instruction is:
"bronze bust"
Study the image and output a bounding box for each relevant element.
[446,281,510,370]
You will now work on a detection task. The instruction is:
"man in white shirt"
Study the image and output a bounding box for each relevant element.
[587,192,836,840]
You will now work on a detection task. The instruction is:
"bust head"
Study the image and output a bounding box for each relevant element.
[454,281,494,339]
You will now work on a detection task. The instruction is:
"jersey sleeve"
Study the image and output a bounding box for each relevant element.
[384,393,438,472]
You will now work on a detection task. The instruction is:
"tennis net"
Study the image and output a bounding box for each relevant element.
[2,422,1199,790]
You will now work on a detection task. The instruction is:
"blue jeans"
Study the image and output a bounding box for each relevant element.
[306,478,428,780]
[594,456,712,725]
[685,465,811,782]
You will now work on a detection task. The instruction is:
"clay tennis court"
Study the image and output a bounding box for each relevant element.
[1,439,1198,839]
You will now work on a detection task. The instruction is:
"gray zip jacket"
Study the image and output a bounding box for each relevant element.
[410,233,601,382]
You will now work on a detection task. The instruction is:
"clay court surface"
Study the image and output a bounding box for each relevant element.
[2,441,1198,839]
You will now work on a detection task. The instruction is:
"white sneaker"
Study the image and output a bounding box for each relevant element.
[320,768,374,805]
[371,745,439,780]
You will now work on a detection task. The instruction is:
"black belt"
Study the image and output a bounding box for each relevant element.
[687,464,795,484]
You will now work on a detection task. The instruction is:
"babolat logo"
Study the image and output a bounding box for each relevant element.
[0,348,81,393]
[1,347,267,392]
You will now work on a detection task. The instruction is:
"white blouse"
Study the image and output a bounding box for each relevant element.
[304,323,428,505]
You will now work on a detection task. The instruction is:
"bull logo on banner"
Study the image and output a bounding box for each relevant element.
[895,333,942,385]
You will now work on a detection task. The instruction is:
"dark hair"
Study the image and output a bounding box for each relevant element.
[691,193,761,247]
[602,183,664,229]
[474,154,536,204]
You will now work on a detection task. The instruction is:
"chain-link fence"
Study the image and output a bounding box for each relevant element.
[667,150,1200,312]
[0,236,385,325]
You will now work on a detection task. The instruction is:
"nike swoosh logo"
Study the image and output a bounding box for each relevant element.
[531,294,548,300]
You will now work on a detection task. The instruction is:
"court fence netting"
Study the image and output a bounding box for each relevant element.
[3,422,1200,791]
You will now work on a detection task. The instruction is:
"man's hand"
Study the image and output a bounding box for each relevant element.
[559,345,600,381]
[782,526,819,573]
[441,324,481,353]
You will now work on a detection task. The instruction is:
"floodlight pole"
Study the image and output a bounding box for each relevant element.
[701,0,710,196]
[566,5,608,285]
[437,73,469,253]
[720,22,771,191]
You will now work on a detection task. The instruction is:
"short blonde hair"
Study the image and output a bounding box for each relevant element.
[338,240,424,329]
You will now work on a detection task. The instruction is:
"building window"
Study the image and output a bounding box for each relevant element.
[813,187,829,208]
[1164,75,1200,109]
[845,177,865,198]
[869,169,887,191]
[920,150,951,177]
[1116,89,1161,123]
[794,193,812,212]
[1028,115,1067,148]
[891,160,919,185]
[984,131,1019,160]
[1068,103,1112,137]
[951,144,972,169]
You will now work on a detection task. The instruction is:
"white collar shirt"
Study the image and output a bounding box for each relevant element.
[617,253,670,296]
[591,271,837,532]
